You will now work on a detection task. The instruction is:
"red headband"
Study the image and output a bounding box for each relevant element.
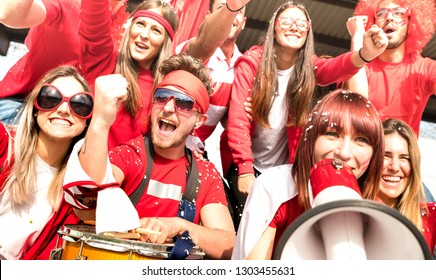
[154,70,209,114]
[132,10,175,40]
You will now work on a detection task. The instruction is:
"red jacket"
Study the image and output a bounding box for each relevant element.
[228,45,361,175]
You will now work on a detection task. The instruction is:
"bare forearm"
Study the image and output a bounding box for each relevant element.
[79,74,128,183]
[79,122,111,184]
[0,0,46,28]
[182,220,236,260]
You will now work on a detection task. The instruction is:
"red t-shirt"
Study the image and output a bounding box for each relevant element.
[0,0,81,99]
[109,136,228,224]
[366,54,436,136]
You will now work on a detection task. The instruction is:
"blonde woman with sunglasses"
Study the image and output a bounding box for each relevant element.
[0,65,93,260]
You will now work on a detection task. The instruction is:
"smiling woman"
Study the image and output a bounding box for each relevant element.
[231,89,384,260]
[0,65,91,260]
[78,0,178,149]
[379,118,436,255]
[225,0,388,231]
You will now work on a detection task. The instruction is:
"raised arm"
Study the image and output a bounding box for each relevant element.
[79,0,117,81]
[341,16,369,97]
[183,0,250,61]
[0,0,46,28]
[314,20,387,90]
[79,74,128,184]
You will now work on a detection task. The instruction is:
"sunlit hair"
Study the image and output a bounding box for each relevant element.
[292,90,384,210]
[382,118,427,231]
[251,1,316,128]
[116,0,178,117]
[355,0,435,55]
[158,53,213,97]
[1,66,91,212]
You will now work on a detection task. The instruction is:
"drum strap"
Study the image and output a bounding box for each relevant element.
[128,135,200,220]
[128,135,199,259]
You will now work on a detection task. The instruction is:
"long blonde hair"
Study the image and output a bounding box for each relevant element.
[382,118,426,231]
[1,66,91,212]
[115,0,178,117]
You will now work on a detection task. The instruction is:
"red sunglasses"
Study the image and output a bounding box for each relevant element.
[34,84,94,119]
[152,88,201,113]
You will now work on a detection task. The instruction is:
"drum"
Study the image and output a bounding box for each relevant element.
[50,224,205,260]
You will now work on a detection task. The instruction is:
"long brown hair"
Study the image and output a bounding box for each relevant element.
[292,89,384,210]
[251,1,316,128]
[1,66,91,212]
[382,118,426,231]
[115,0,178,117]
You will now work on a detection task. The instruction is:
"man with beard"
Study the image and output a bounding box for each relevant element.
[346,0,435,137]
[63,53,235,260]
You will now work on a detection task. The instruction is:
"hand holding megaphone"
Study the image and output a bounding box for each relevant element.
[309,158,367,260]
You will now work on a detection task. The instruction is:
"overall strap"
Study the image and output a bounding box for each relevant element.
[128,135,154,206]
[129,136,200,211]
[182,147,199,203]
[128,135,200,260]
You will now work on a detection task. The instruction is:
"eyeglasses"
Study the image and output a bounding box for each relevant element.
[35,84,94,119]
[152,88,201,113]
[275,17,311,32]
[375,7,408,19]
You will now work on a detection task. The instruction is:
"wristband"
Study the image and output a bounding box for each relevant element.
[226,2,245,13]
[358,48,372,63]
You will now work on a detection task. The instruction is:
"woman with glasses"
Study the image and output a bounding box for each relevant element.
[225,1,388,230]
[79,0,178,149]
[0,65,93,260]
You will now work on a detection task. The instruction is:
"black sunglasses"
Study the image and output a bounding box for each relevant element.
[34,84,94,119]
[152,88,201,113]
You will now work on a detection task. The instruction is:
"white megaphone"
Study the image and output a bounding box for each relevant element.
[273,159,432,260]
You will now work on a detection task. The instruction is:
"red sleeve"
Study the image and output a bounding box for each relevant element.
[0,123,10,169]
[227,46,262,175]
[108,137,147,196]
[313,52,360,86]
[79,0,117,85]
[170,0,209,51]
[197,160,228,207]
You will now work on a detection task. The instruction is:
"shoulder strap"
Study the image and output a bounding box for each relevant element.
[129,135,153,206]
[182,148,199,202]
[129,136,200,206]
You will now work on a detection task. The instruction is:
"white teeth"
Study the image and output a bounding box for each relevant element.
[50,119,71,127]
[161,119,175,126]
[159,118,176,133]
[382,176,401,183]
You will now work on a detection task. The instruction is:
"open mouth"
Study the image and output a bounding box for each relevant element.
[383,23,397,36]
[134,41,149,52]
[158,118,176,134]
